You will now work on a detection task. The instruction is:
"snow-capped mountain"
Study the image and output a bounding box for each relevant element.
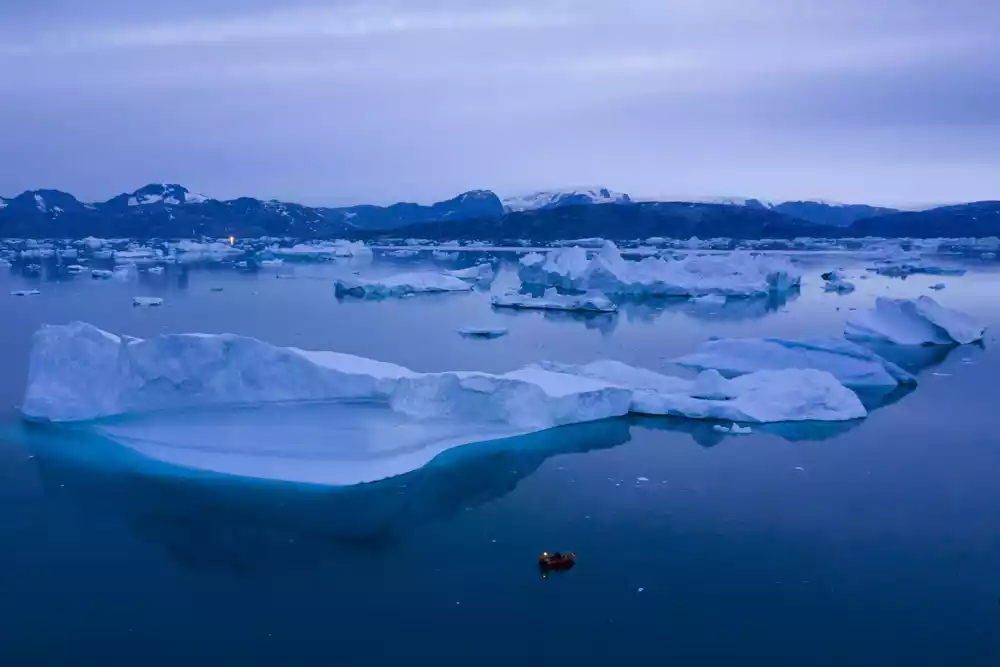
[104,183,209,208]
[503,188,632,212]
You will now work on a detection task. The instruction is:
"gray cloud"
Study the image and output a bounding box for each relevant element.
[1,0,997,206]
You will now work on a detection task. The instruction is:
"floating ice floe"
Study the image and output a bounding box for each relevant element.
[11,289,40,297]
[673,336,915,389]
[457,326,508,339]
[447,263,495,282]
[690,294,727,306]
[259,258,284,268]
[872,262,966,278]
[65,264,86,274]
[147,266,165,275]
[519,241,800,297]
[929,283,946,291]
[491,288,618,313]
[132,296,163,307]
[169,240,244,261]
[821,271,856,293]
[271,241,373,261]
[432,251,459,261]
[535,361,866,423]
[386,249,420,258]
[91,269,113,279]
[335,272,473,298]
[845,296,985,345]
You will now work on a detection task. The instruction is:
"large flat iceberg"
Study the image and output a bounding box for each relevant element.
[519,241,801,297]
[845,296,986,345]
[335,272,473,298]
[673,336,915,389]
[491,288,617,313]
[22,323,879,485]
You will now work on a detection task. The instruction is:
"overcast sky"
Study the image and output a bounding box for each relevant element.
[1,0,997,207]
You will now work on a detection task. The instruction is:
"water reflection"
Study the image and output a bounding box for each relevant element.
[15,419,631,575]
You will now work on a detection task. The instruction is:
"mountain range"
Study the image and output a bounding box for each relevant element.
[0,184,996,240]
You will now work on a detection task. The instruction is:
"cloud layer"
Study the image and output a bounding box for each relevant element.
[2,0,997,206]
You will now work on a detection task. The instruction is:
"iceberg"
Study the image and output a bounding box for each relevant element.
[91,269,113,279]
[873,262,966,278]
[929,283,946,291]
[535,361,866,423]
[491,288,618,313]
[132,296,164,307]
[845,296,986,345]
[690,294,727,306]
[65,264,86,274]
[270,241,373,261]
[447,264,495,282]
[457,326,508,339]
[673,336,915,389]
[22,322,630,428]
[11,289,40,297]
[335,272,473,298]
[258,258,284,268]
[147,266,165,275]
[821,271,856,293]
[519,241,800,297]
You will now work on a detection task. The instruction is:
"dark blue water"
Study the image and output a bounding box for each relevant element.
[2,253,1000,665]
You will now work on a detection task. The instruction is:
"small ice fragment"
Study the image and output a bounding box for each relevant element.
[730,424,752,434]
[132,296,163,307]
[637,588,644,593]
[10,289,40,297]
[637,476,649,482]
[793,466,805,471]
[929,283,946,290]
[148,266,165,275]
[931,372,952,377]
[457,326,508,339]
[712,424,731,433]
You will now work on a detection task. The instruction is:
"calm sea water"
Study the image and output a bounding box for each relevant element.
[2,252,1000,665]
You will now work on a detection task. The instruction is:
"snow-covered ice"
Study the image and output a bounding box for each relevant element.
[335,272,473,298]
[132,296,163,307]
[536,361,867,423]
[519,241,800,297]
[674,337,915,389]
[845,296,986,345]
[491,288,618,313]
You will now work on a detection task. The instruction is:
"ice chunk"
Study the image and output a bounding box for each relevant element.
[845,296,986,345]
[272,241,372,260]
[491,288,617,313]
[690,294,727,306]
[822,273,856,293]
[335,272,473,298]
[65,264,86,274]
[432,251,459,261]
[259,258,284,268]
[132,296,163,307]
[447,264,495,282]
[90,269,113,279]
[11,289,40,297]
[536,360,866,423]
[673,336,915,389]
[519,241,800,297]
[457,327,509,339]
[147,266,165,275]
[873,263,966,278]
[929,282,946,290]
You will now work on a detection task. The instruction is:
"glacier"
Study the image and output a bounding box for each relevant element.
[845,296,986,345]
[335,272,473,298]
[519,241,801,297]
[21,323,876,485]
[673,337,916,389]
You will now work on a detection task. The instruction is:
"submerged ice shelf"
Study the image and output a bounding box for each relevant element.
[23,323,899,486]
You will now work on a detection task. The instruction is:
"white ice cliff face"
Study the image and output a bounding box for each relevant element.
[845,296,986,346]
[519,241,801,297]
